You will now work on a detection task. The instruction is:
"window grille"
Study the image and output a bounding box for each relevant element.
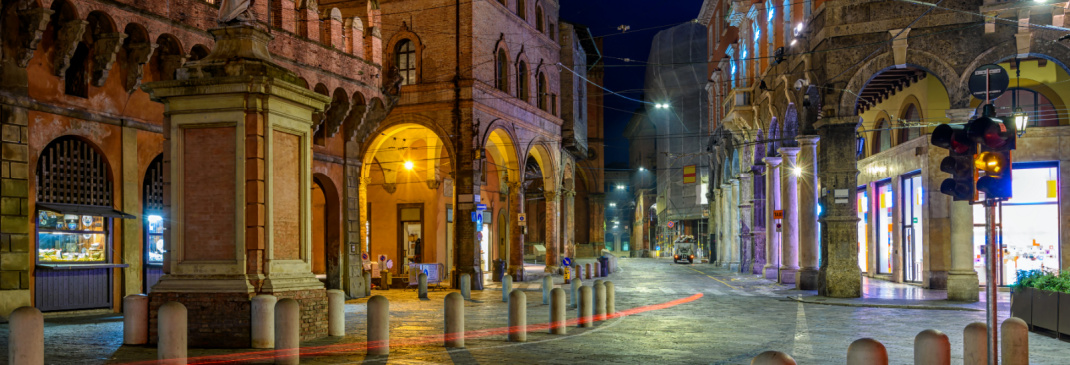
[37,137,113,206]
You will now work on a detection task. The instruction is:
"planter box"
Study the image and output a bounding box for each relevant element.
[1060,292,1070,338]
[1032,289,1060,332]
[1011,287,1032,327]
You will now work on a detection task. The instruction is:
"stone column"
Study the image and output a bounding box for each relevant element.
[762,157,782,280]
[778,147,801,285]
[0,105,32,318]
[563,188,576,258]
[544,190,559,272]
[738,172,754,273]
[796,136,820,290]
[947,201,979,301]
[121,126,142,296]
[728,179,741,270]
[751,165,767,275]
[508,181,526,279]
[714,187,725,265]
[816,118,862,298]
[589,194,606,248]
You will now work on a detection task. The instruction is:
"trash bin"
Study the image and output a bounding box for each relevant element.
[598,256,609,276]
[492,259,505,282]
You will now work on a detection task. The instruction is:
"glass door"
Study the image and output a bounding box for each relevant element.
[857,187,868,273]
[902,173,923,282]
[876,181,893,274]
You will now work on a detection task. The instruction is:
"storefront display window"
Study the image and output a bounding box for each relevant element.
[876,181,893,274]
[146,215,165,264]
[37,210,108,263]
[857,188,868,273]
[902,174,923,282]
[973,163,1060,285]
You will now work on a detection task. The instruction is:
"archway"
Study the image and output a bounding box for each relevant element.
[524,143,556,270]
[483,127,521,277]
[311,175,342,289]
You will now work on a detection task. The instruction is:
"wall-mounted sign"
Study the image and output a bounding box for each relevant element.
[518,213,527,226]
[773,210,784,220]
[682,165,697,184]
[667,221,675,228]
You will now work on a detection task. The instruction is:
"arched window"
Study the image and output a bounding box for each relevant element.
[740,45,748,87]
[874,119,891,154]
[729,48,738,88]
[496,49,508,92]
[991,87,1059,127]
[783,0,792,46]
[900,104,922,143]
[517,60,529,101]
[395,39,417,86]
[537,72,548,111]
[517,0,526,20]
[753,22,762,73]
[536,6,545,33]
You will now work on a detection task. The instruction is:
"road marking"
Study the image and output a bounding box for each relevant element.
[684,266,739,290]
[791,297,813,359]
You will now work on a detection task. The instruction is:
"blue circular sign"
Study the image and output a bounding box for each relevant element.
[562,257,572,266]
[362,252,369,260]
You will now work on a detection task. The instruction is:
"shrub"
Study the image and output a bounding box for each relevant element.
[1015,269,1070,294]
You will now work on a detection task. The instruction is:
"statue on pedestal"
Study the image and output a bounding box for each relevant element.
[218,0,256,25]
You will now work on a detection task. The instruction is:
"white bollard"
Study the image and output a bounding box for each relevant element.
[913,329,950,365]
[751,351,797,365]
[550,288,566,335]
[274,298,300,365]
[508,289,527,342]
[963,322,987,365]
[594,281,606,321]
[570,278,582,308]
[542,276,552,305]
[502,275,513,302]
[578,286,593,328]
[1002,317,1029,365]
[123,294,149,345]
[847,338,888,365]
[367,295,390,355]
[327,289,346,337]
[460,274,471,300]
[444,292,465,348]
[158,301,187,365]
[8,306,43,365]
[605,281,615,315]
[593,262,601,277]
[364,274,372,297]
[251,294,278,349]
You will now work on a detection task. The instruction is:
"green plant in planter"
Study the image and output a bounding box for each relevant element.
[1015,269,1070,293]
[1015,270,1045,291]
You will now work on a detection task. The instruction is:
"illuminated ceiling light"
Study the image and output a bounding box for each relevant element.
[790,39,798,46]
[609,203,617,207]
[792,167,802,177]
[795,23,804,36]
[404,161,414,170]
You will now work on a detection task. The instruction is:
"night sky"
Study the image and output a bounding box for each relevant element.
[560,0,706,167]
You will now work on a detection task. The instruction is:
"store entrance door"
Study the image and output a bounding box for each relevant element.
[902,173,923,282]
[398,204,423,276]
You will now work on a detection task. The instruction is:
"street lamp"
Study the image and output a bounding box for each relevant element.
[404,160,415,170]
[638,166,645,172]
[1013,107,1029,137]
[616,185,626,190]
[609,203,616,207]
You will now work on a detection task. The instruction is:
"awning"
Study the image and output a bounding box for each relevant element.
[36,202,136,219]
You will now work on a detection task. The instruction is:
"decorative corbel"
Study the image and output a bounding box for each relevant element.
[90,32,128,87]
[343,102,368,141]
[16,7,54,68]
[382,182,396,194]
[889,28,910,69]
[124,41,157,93]
[53,20,88,78]
[322,98,350,138]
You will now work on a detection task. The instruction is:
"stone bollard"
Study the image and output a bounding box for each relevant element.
[570,278,582,308]
[542,276,552,305]
[508,289,527,342]
[578,286,593,328]
[550,288,567,335]
[251,295,278,349]
[444,292,465,348]
[605,281,615,315]
[460,273,471,300]
[418,273,429,299]
[594,281,607,321]
[158,301,187,365]
[751,351,797,365]
[380,269,392,290]
[8,306,43,365]
[364,274,372,297]
[963,322,987,365]
[123,294,149,345]
[274,298,301,365]
[502,275,513,302]
[585,263,592,279]
[327,289,346,337]
[847,338,888,365]
[367,295,390,355]
[913,329,950,365]
[593,262,600,278]
[1002,317,1029,365]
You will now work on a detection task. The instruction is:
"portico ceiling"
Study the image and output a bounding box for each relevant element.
[856,67,927,114]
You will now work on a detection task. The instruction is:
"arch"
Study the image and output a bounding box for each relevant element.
[312,173,343,289]
[189,44,210,61]
[872,117,892,155]
[86,10,117,35]
[897,96,923,143]
[49,0,80,21]
[36,136,114,205]
[152,34,185,82]
[840,51,961,116]
[524,139,557,191]
[385,30,423,86]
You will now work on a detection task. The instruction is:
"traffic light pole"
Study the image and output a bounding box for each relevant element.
[984,199,999,365]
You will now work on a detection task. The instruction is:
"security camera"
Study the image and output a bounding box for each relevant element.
[794,79,809,91]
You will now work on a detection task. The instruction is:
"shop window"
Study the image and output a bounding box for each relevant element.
[496,49,509,92]
[875,181,893,275]
[144,156,165,267]
[857,187,868,273]
[517,60,529,101]
[395,39,417,86]
[989,88,1059,127]
[65,43,90,98]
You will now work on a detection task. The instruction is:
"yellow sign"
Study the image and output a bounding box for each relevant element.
[564,267,571,281]
[773,210,783,220]
[682,165,697,184]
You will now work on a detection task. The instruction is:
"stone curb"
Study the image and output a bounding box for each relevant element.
[788,297,984,312]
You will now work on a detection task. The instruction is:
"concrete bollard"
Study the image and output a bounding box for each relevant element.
[594,281,607,321]
[605,281,615,315]
[751,351,797,365]
[585,263,592,279]
[460,274,471,300]
[578,286,593,328]
[542,276,552,305]
[913,329,950,365]
[1002,317,1029,365]
[367,295,390,355]
[158,301,187,365]
[502,275,513,302]
[570,278,582,308]
[123,294,149,345]
[594,279,603,287]
[550,288,567,335]
[508,289,527,342]
[444,292,464,348]
[963,322,987,365]
[274,298,301,365]
[593,262,600,277]
[327,289,346,337]
[847,338,888,365]
[418,273,428,299]
[251,294,278,349]
[8,306,43,365]
[364,274,372,297]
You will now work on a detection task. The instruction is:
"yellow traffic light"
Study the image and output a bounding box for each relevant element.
[974,151,1007,178]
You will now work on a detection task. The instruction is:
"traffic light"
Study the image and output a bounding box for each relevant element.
[931,123,977,201]
[967,105,1016,200]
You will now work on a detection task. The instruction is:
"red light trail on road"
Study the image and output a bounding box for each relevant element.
[123,292,703,365]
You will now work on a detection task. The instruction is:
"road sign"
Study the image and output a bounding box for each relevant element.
[476,204,487,211]
[476,231,483,241]
[379,254,387,262]
[969,64,1010,101]
[386,260,394,269]
[518,213,527,225]
[773,210,784,220]
[667,221,674,228]
[472,211,483,225]
[562,257,572,266]
[682,165,697,184]
[362,252,369,261]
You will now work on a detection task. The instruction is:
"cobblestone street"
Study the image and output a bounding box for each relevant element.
[3,258,1069,364]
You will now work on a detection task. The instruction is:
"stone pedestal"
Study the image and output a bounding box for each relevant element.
[796,136,820,290]
[142,25,331,347]
[947,200,979,301]
[778,147,800,285]
[762,157,782,280]
[816,119,861,298]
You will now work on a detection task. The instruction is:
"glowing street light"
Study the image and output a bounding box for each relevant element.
[609,203,617,207]
[638,166,646,172]
[404,161,415,170]
[792,167,802,177]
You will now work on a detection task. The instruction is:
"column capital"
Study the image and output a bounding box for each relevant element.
[777,146,800,158]
[508,180,524,192]
[795,135,820,146]
[562,189,576,198]
[544,190,558,201]
[762,156,782,167]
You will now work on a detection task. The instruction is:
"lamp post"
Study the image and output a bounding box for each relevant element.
[1013,107,1028,137]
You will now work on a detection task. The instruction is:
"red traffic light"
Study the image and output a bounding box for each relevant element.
[931,124,971,154]
[966,116,1009,149]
